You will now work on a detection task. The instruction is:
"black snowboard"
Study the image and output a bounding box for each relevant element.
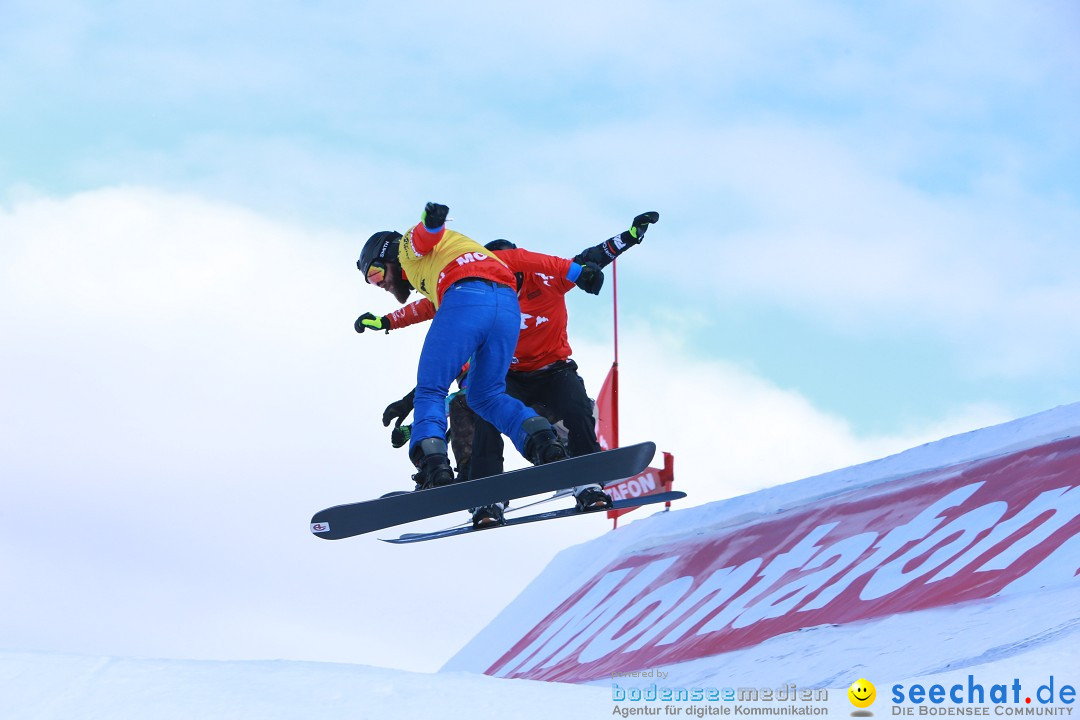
[383,490,687,544]
[310,441,656,540]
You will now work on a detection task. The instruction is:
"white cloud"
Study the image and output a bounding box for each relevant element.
[562,118,1080,380]
[570,328,1009,508]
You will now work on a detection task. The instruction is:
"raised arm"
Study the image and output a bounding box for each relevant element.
[572,211,658,269]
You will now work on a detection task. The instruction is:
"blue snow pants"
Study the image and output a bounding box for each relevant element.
[410,279,537,458]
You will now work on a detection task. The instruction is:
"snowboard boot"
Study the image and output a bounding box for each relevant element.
[410,437,455,490]
[470,501,506,529]
[522,416,568,466]
[574,484,613,512]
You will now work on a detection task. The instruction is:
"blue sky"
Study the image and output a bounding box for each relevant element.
[4,0,1078,432]
[2,0,1079,670]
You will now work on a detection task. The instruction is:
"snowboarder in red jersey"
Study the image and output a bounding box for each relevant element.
[360,211,659,527]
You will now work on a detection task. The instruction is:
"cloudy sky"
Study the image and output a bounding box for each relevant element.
[2,1,1078,672]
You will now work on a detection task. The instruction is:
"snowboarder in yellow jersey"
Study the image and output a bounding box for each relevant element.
[356,202,567,520]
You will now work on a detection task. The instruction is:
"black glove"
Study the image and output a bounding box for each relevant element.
[422,202,449,230]
[622,211,659,245]
[390,423,412,449]
[575,262,605,295]
[383,389,416,427]
[354,312,389,333]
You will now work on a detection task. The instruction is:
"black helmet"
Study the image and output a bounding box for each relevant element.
[357,230,402,280]
[484,239,517,252]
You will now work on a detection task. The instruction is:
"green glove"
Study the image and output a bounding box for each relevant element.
[354,312,389,334]
[391,423,412,449]
[422,202,449,230]
[624,211,660,244]
[574,262,605,295]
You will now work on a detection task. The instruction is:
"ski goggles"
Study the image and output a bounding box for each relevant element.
[365,260,387,285]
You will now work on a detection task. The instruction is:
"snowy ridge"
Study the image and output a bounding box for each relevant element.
[445,402,1080,692]
[636,401,1080,543]
[0,650,609,720]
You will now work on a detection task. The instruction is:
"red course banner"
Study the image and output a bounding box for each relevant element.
[486,436,1080,682]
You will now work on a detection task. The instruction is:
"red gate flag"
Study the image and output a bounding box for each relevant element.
[595,365,617,451]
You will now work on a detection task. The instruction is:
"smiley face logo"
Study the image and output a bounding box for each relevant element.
[848,678,876,709]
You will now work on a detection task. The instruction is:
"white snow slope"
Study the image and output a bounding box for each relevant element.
[4,404,1079,719]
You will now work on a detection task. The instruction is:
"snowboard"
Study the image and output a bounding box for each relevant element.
[382,490,687,544]
[309,441,655,540]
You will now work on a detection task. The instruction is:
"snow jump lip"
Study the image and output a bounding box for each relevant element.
[478,435,1080,683]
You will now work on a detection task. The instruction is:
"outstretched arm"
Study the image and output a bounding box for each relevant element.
[355,298,436,334]
[500,247,607,296]
[572,211,659,268]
